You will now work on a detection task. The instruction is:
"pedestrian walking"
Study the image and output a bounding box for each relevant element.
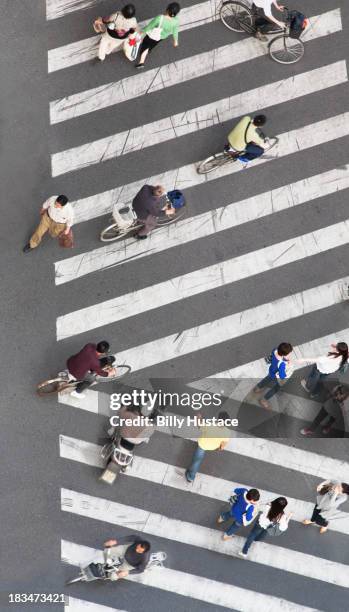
[96,4,138,62]
[136,3,180,69]
[239,497,292,557]
[253,342,293,409]
[217,488,260,540]
[299,342,348,397]
[300,384,349,437]
[23,195,74,253]
[303,480,349,534]
[185,415,230,483]
[132,184,174,239]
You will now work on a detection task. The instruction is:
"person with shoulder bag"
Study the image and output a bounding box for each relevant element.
[303,480,349,534]
[136,3,181,68]
[239,497,292,557]
[217,488,260,540]
[97,4,138,62]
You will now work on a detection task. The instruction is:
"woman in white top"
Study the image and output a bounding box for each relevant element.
[298,342,348,396]
[98,4,138,61]
[239,497,292,557]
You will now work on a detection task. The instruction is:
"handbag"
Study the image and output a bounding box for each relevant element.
[148,15,164,41]
[93,17,106,33]
[123,34,142,61]
[58,228,74,249]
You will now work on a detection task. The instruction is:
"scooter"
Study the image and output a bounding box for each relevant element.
[66,548,167,584]
[99,431,134,485]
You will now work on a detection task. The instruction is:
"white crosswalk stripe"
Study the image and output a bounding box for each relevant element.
[63,541,320,612]
[51,61,347,175]
[57,219,349,339]
[48,8,342,73]
[46,3,349,609]
[61,488,348,587]
[59,434,349,536]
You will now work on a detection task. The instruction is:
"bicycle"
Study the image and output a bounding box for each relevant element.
[100,199,187,243]
[220,2,306,64]
[37,365,131,396]
[197,136,278,174]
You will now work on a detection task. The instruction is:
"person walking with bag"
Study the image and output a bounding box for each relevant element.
[23,195,74,253]
[217,488,260,540]
[136,3,181,69]
[303,481,349,534]
[298,342,349,397]
[253,342,293,409]
[239,497,291,557]
[97,4,138,62]
[300,383,349,437]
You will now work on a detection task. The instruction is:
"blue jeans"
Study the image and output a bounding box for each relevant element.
[220,510,243,536]
[186,445,206,481]
[242,523,267,554]
[257,375,281,400]
[305,365,328,395]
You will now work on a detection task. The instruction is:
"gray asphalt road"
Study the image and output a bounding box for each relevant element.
[1,0,349,611]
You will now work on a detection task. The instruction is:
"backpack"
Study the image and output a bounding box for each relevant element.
[167,189,186,209]
[289,11,308,39]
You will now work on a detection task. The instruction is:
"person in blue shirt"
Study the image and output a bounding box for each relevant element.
[217,488,260,540]
[254,342,293,410]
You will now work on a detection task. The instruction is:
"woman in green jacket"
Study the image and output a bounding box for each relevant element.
[136,3,180,68]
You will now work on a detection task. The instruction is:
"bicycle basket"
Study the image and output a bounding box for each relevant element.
[167,190,186,209]
[147,551,167,569]
[289,11,307,39]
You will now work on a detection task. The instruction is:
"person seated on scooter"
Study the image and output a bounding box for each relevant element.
[103,536,151,578]
[118,403,156,449]
[67,341,116,400]
[226,114,267,160]
[132,184,175,240]
[252,1,285,41]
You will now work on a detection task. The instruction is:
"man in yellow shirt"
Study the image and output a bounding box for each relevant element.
[226,114,267,160]
[185,416,230,483]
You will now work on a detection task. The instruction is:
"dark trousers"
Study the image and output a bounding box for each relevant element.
[305,365,329,395]
[310,505,328,527]
[257,375,281,400]
[242,523,267,554]
[310,406,335,430]
[75,372,96,394]
[137,214,158,236]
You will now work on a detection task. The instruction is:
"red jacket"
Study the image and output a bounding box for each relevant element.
[67,343,108,379]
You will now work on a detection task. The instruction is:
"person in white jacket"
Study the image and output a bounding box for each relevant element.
[98,4,138,61]
[239,497,292,557]
[303,480,349,534]
[297,342,348,397]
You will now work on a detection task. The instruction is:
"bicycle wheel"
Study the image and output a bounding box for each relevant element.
[100,223,142,242]
[269,35,304,64]
[95,365,132,382]
[197,152,232,175]
[156,207,187,227]
[36,378,72,396]
[263,136,279,152]
[220,1,253,33]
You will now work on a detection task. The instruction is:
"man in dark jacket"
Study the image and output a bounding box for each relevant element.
[132,184,175,239]
[67,340,114,399]
[103,536,151,578]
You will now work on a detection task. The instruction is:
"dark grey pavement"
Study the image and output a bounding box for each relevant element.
[1,1,349,611]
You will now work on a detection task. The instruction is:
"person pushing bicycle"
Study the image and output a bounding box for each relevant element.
[225,114,268,162]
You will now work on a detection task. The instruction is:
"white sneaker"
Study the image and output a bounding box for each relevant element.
[70,390,85,399]
[238,551,248,558]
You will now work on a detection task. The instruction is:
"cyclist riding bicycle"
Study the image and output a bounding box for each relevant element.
[67,341,116,399]
[132,184,175,240]
[103,536,151,579]
[226,114,267,162]
[252,1,285,40]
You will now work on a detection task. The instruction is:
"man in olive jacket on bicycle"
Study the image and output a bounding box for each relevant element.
[132,184,175,239]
